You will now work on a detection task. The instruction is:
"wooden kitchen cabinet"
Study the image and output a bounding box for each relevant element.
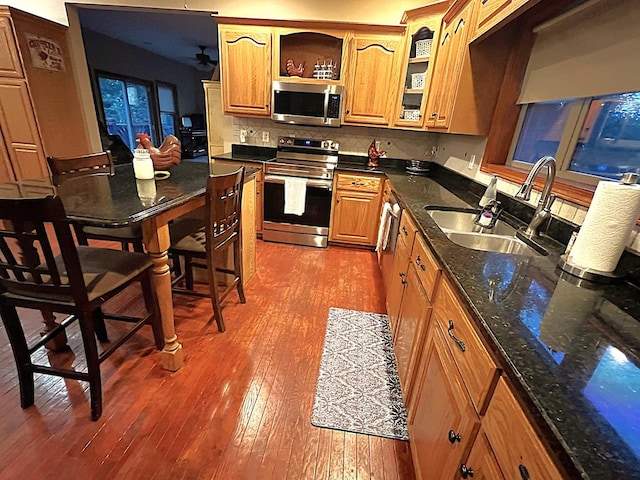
[329,172,383,246]
[458,428,506,480]
[392,1,449,129]
[203,81,231,157]
[394,262,431,409]
[409,317,480,480]
[218,24,272,117]
[433,276,499,413]
[272,28,346,83]
[386,227,411,337]
[424,0,474,130]
[343,34,403,126]
[472,0,537,41]
[482,378,565,480]
[0,7,90,181]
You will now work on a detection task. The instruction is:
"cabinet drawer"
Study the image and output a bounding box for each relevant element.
[335,173,382,193]
[483,378,564,480]
[411,234,441,302]
[398,210,418,253]
[433,277,499,414]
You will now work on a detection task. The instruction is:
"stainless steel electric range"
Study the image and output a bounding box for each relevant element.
[262,136,339,248]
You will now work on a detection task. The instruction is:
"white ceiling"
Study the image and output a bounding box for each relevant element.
[77,6,219,69]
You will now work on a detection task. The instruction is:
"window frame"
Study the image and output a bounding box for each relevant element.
[155,80,180,139]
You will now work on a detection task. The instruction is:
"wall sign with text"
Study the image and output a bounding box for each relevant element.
[25,33,65,72]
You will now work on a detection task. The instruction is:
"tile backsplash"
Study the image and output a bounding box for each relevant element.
[231,117,438,160]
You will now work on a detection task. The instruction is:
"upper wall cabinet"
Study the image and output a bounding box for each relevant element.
[392,1,450,129]
[218,25,272,117]
[343,34,403,126]
[272,29,347,84]
[472,0,538,41]
[423,0,513,135]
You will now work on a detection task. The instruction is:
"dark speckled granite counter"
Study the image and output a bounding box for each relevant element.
[338,157,640,480]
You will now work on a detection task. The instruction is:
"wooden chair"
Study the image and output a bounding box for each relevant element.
[0,195,163,421]
[46,151,145,253]
[169,167,246,332]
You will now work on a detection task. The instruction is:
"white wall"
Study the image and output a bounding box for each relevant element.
[7,0,432,26]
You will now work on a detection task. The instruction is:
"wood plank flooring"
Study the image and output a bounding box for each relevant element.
[0,240,415,479]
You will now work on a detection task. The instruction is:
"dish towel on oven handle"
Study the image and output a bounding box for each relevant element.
[376,202,400,252]
[284,177,307,216]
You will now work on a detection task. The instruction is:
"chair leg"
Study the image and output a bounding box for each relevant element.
[207,279,226,332]
[132,238,145,253]
[121,241,129,251]
[234,239,246,304]
[185,255,195,290]
[0,300,35,409]
[141,272,164,350]
[92,308,109,343]
[172,253,183,279]
[79,311,102,421]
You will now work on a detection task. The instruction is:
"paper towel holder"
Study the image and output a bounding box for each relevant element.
[557,254,624,283]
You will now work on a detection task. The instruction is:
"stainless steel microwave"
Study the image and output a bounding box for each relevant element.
[272,81,343,127]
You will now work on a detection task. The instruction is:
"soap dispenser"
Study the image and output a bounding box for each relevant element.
[479,175,498,208]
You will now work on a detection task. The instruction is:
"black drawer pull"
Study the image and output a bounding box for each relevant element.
[448,320,466,352]
[448,430,461,443]
[460,464,474,478]
[401,226,408,236]
[415,256,426,271]
[519,464,531,480]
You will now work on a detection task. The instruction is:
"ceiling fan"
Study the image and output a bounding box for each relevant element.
[195,45,217,70]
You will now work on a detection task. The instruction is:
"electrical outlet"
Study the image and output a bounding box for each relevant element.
[240,129,247,143]
[262,131,269,143]
[375,140,381,151]
[468,154,476,170]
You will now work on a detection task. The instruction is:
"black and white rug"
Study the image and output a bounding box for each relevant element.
[311,307,409,441]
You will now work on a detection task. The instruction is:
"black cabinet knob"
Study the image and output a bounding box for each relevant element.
[448,430,461,443]
[460,464,474,478]
[519,464,531,480]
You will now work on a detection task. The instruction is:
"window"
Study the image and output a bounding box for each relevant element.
[157,82,179,138]
[509,91,640,185]
[97,73,157,151]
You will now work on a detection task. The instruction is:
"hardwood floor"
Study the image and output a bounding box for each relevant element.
[0,240,415,479]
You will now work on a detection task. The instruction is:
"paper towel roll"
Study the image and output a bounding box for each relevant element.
[569,180,640,272]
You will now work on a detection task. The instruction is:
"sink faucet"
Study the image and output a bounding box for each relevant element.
[515,156,557,237]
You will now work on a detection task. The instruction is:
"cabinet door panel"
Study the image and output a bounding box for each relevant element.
[344,36,401,125]
[409,321,480,480]
[460,430,506,480]
[219,29,271,116]
[395,263,431,409]
[434,278,499,414]
[0,17,22,78]
[0,80,46,180]
[330,190,380,245]
[483,379,564,480]
[386,237,410,337]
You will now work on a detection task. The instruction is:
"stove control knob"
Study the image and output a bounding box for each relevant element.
[321,140,330,149]
[333,141,340,151]
[286,138,293,145]
[278,138,286,144]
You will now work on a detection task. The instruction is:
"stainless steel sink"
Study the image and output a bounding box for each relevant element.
[425,207,546,256]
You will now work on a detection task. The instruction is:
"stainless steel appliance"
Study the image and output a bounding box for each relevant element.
[263,136,339,247]
[272,81,343,127]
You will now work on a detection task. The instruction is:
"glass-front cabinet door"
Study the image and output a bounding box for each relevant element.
[392,1,450,129]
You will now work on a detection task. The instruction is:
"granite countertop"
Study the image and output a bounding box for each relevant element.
[337,157,640,479]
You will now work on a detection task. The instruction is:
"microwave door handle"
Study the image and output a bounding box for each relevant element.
[323,90,330,124]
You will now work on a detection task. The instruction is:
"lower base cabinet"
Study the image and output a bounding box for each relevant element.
[409,319,480,480]
[459,429,505,480]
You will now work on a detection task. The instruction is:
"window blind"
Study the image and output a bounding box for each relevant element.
[518,0,640,104]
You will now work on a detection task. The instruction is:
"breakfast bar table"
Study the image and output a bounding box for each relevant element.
[0,161,254,371]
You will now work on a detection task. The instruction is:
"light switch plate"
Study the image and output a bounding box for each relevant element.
[240,129,247,143]
[262,131,269,143]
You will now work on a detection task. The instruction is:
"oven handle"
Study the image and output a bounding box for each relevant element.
[264,174,333,190]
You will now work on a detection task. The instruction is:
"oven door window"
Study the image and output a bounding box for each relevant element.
[264,182,332,227]
[273,91,325,117]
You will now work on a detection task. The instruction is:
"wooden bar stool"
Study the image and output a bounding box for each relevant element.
[0,195,163,421]
[46,151,145,253]
[169,167,246,332]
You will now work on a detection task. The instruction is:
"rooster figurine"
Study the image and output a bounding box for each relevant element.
[367,139,386,167]
[136,133,181,170]
[286,59,305,77]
